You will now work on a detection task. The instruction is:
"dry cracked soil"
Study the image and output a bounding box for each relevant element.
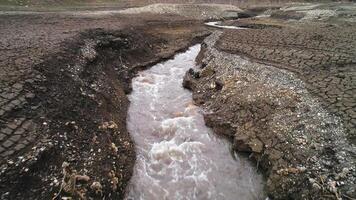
[0,1,356,200]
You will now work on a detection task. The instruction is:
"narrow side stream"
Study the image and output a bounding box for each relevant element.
[205,21,246,30]
[125,45,265,199]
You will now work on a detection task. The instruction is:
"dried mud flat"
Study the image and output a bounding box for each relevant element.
[184,4,356,199]
[0,10,208,199]
[0,2,356,200]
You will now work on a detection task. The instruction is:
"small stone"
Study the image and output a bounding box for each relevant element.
[249,138,264,153]
[234,135,250,152]
[200,66,215,77]
[99,121,118,130]
[90,181,103,194]
[210,81,216,89]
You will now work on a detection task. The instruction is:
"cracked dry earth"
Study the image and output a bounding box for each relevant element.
[0,11,207,199]
[1,3,356,200]
[184,23,356,199]
[217,23,356,144]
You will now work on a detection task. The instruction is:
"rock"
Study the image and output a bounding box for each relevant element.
[90,181,103,195]
[268,149,283,161]
[200,66,215,78]
[215,79,224,90]
[76,175,90,182]
[210,81,216,89]
[183,71,194,90]
[249,138,264,153]
[99,121,118,130]
[234,134,250,152]
[188,68,200,78]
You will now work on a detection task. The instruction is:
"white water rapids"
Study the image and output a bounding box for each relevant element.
[125,45,265,200]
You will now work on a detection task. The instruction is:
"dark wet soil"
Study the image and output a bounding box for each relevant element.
[0,11,208,199]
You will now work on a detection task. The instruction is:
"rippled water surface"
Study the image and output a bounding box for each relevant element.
[126,45,265,200]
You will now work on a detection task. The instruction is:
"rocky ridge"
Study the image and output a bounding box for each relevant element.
[184,31,356,199]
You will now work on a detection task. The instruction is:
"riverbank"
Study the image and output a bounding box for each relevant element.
[1,2,355,199]
[184,26,356,200]
[0,11,208,199]
[126,44,265,199]
[188,7,356,198]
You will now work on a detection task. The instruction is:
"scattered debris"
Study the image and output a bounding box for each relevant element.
[99,121,118,130]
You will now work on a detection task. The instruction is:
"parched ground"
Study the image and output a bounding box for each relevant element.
[1,2,356,200]
[217,22,356,144]
[184,5,356,200]
[0,10,207,199]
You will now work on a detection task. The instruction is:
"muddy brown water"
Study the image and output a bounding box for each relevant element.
[125,45,265,199]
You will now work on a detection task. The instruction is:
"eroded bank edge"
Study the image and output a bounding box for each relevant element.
[0,26,209,199]
[183,31,356,199]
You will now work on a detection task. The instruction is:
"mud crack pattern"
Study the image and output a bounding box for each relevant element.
[184,31,356,199]
[217,24,356,144]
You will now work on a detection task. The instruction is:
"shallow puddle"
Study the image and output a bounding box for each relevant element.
[125,45,265,200]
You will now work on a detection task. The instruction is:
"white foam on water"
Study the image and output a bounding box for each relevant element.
[205,21,246,30]
[125,45,265,200]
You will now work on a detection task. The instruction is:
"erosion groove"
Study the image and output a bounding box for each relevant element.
[126,45,265,200]
[0,26,207,199]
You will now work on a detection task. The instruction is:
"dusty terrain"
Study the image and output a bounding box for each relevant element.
[0,9,208,199]
[1,1,356,200]
[184,3,356,199]
[218,21,356,143]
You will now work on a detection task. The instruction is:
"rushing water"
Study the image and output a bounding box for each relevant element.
[205,21,246,30]
[125,45,265,200]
